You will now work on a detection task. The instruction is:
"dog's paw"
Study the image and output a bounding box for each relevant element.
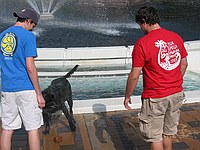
[43,130,50,134]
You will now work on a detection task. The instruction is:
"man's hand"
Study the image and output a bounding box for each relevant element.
[124,67,142,110]
[124,97,132,110]
[37,94,46,108]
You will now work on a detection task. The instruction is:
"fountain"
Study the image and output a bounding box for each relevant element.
[26,0,64,19]
[0,0,199,48]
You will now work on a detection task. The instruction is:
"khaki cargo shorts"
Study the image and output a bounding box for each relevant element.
[139,91,185,142]
[1,90,43,131]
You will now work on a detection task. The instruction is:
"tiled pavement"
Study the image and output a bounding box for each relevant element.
[1,102,200,150]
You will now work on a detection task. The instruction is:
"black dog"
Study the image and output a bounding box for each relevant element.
[42,65,79,134]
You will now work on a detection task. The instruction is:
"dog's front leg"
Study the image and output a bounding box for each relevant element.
[66,94,73,114]
[43,111,51,134]
[62,106,76,132]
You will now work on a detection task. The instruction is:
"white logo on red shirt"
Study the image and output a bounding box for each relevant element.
[155,40,180,70]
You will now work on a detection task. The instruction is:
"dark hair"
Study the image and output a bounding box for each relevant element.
[135,6,160,25]
[16,17,37,26]
[16,17,26,23]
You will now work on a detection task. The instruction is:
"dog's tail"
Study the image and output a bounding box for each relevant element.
[63,65,79,78]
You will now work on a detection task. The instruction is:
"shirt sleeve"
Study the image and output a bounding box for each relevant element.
[176,34,188,59]
[180,42,188,58]
[132,41,145,67]
[24,33,37,58]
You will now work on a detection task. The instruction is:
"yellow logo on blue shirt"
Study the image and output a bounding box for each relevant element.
[1,32,17,57]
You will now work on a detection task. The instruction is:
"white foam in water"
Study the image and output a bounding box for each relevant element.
[95,28,121,36]
[38,20,140,36]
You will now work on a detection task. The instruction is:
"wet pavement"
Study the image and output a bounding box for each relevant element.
[1,102,200,150]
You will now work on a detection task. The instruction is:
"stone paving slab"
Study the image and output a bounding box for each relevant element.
[1,102,200,150]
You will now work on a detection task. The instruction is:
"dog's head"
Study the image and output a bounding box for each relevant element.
[42,87,55,103]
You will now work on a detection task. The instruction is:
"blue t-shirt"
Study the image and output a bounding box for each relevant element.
[0,26,37,92]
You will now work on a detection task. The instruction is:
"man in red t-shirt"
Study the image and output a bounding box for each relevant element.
[124,6,188,150]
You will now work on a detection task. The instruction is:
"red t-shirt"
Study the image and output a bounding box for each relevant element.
[132,28,188,98]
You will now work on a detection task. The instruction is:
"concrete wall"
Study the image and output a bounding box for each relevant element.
[35,45,133,67]
[36,40,200,74]
[184,40,200,74]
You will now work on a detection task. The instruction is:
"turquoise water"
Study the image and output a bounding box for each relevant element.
[39,71,200,100]
[0,70,198,100]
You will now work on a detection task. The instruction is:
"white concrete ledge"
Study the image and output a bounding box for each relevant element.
[72,90,200,114]
[72,96,140,114]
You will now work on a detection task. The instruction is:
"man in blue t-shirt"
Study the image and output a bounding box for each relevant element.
[0,8,45,150]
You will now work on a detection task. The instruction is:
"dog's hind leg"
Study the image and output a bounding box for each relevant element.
[62,106,76,132]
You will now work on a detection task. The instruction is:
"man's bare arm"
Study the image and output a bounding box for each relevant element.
[124,67,142,109]
[180,57,188,76]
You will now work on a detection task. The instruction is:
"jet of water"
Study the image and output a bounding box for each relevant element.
[26,0,40,14]
[26,0,64,16]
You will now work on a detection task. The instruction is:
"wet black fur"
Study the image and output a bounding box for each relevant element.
[42,65,79,134]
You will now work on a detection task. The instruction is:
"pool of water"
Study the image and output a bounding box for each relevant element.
[39,71,200,100]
